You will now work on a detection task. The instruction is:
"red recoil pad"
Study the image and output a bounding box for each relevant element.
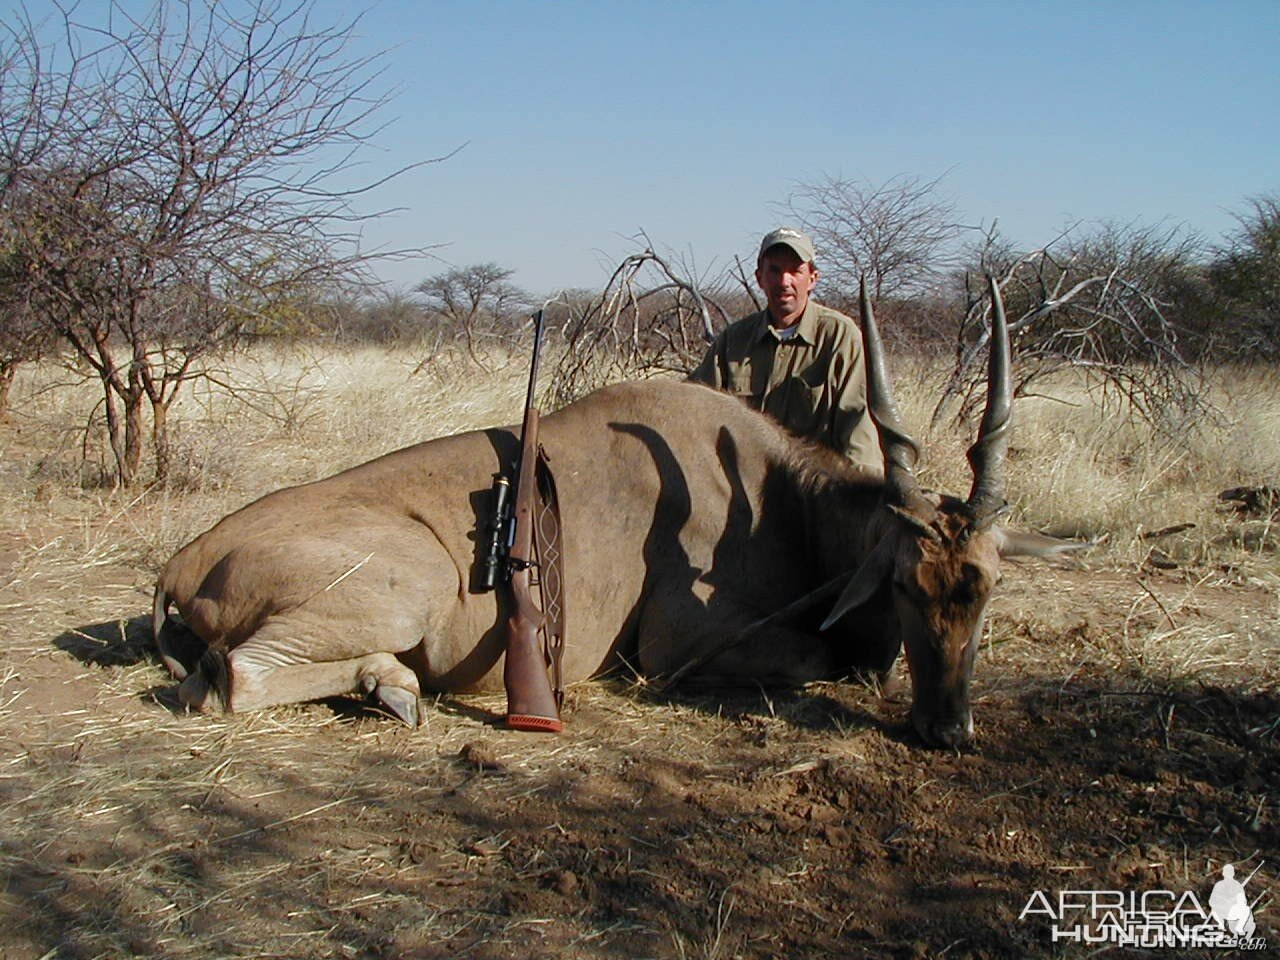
[507,713,563,733]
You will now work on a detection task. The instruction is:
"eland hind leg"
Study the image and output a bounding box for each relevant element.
[173,527,459,725]
[179,640,424,726]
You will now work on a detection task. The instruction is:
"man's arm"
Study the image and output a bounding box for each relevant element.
[839,402,882,471]
[829,326,883,472]
[687,333,724,387]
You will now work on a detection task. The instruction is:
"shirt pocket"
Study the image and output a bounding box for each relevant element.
[772,376,822,429]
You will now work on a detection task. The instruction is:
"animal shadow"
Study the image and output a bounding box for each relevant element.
[319,694,504,728]
[52,613,191,714]
[627,676,907,739]
[54,614,154,668]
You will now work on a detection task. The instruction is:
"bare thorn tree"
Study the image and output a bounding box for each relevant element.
[934,221,1213,440]
[730,254,762,313]
[0,0,438,485]
[785,173,960,301]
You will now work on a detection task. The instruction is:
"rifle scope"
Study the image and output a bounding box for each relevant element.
[479,474,513,591]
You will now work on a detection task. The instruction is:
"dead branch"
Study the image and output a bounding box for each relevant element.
[932,223,1215,440]
[548,243,738,407]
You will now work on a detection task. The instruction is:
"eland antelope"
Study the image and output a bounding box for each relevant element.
[154,278,1081,746]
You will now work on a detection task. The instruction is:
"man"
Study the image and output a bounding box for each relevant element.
[689,227,880,469]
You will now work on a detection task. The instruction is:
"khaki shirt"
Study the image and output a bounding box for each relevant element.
[688,300,881,469]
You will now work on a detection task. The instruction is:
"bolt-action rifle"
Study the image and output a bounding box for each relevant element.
[478,308,565,732]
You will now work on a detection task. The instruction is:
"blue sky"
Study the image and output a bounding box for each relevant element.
[77,1,1280,294]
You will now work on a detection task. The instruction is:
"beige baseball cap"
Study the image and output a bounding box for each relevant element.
[758,226,816,263]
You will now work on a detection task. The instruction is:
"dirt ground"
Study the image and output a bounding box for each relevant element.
[1,489,1277,959]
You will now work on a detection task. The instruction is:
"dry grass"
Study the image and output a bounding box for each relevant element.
[4,343,530,573]
[890,358,1280,583]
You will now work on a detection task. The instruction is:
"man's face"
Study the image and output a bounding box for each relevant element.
[755,245,818,327]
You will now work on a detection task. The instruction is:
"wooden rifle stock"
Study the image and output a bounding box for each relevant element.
[503,311,563,732]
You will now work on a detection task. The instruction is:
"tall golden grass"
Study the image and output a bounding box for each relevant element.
[3,342,1277,585]
[896,356,1280,579]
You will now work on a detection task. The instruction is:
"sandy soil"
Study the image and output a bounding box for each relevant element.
[0,494,1276,959]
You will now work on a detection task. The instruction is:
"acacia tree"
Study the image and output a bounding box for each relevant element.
[335,290,427,344]
[0,0,424,485]
[549,245,738,406]
[0,248,53,418]
[415,263,531,368]
[1209,193,1280,359]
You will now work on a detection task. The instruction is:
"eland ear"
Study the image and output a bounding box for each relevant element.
[994,528,1093,558]
[821,535,896,631]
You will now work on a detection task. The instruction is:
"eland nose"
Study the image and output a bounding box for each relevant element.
[930,719,973,749]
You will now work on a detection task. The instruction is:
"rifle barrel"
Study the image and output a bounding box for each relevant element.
[523,308,545,418]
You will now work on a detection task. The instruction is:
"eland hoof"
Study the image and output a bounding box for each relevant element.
[177,648,229,713]
[373,684,421,727]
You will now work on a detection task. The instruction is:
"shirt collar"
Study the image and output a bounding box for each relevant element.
[756,299,819,346]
